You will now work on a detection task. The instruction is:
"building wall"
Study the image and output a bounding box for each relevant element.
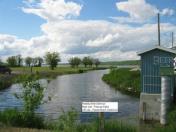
[141,49,175,93]
[139,93,161,120]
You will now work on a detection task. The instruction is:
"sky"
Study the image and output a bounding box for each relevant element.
[0,0,176,62]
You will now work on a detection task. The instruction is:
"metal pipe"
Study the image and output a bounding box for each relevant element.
[160,76,171,125]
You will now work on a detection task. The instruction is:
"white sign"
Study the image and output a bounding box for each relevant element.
[82,102,118,112]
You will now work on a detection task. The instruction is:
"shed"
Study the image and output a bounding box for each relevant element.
[138,45,176,94]
[138,45,176,121]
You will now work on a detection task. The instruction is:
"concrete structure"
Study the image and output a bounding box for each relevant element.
[138,45,176,121]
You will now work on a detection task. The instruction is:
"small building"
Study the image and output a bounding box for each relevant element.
[138,45,176,121]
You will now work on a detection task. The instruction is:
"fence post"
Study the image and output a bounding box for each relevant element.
[99,112,104,132]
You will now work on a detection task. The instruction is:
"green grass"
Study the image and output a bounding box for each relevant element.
[0,74,17,90]
[102,68,140,97]
[0,109,45,129]
[0,108,137,132]
[101,60,140,66]
[152,106,176,132]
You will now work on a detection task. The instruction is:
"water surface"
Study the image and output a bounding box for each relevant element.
[0,70,139,122]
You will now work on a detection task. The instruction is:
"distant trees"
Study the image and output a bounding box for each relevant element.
[68,56,101,68]
[6,55,23,67]
[5,52,100,69]
[7,56,17,67]
[44,52,60,70]
[35,57,43,67]
[16,55,23,67]
[0,58,2,65]
[25,57,33,67]
[82,57,89,68]
[82,57,94,67]
[25,57,43,67]
[68,57,81,68]
[94,59,100,68]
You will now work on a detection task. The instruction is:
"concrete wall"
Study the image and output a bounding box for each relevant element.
[139,93,161,121]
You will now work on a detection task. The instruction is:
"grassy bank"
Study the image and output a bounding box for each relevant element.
[101,60,140,66]
[0,74,18,91]
[0,109,136,132]
[0,66,107,90]
[102,68,140,97]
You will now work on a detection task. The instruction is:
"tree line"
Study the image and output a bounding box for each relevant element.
[6,52,60,70]
[69,57,100,68]
[5,52,101,70]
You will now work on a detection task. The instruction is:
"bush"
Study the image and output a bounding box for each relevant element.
[0,109,45,129]
[15,74,45,115]
[54,108,78,132]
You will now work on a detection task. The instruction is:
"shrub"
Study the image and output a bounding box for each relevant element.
[0,109,44,129]
[54,108,78,132]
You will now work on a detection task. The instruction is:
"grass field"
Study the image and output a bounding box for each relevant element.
[102,68,140,97]
[101,60,140,66]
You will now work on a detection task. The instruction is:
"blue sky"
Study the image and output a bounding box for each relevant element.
[0,0,175,39]
[0,0,175,62]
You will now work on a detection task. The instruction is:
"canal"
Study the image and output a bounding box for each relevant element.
[0,70,139,123]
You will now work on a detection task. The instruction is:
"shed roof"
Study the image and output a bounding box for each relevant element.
[138,45,176,55]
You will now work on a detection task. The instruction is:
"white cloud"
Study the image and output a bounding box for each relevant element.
[161,8,175,16]
[86,34,119,47]
[22,0,82,21]
[0,0,176,63]
[115,0,159,23]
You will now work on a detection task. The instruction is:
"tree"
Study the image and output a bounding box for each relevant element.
[25,57,33,67]
[87,57,93,67]
[82,57,89,68]
[68,57,81,68]
[32,58,38,67]
[14,75,45,115]
[16,54,23,67]
[7,56,17,67]
[0,58,2,65]
[36,57,43,67]
[68,57,75,68]
[44,52,60,70]
[94,59,100,68]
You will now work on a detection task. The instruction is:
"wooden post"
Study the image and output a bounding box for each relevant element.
[30,66,33,73]
[142,102,146,120]
[99,112,104,132]
[173,76,176,104]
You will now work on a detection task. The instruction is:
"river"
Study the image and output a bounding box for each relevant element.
[0,70,139,123]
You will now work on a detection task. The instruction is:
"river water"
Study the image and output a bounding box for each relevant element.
[0,70,139,122]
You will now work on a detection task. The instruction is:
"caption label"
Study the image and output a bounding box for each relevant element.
[82,102,118,112]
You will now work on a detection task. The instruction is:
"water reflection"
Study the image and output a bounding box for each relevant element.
[0,70,139,122]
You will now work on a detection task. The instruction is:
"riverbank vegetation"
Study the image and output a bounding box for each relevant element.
[0,66,107,90]
[101,60,140,66]
[102,68,140,97]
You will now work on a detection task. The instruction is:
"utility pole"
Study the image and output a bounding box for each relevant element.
[158,13,161,46]
[172,32,174,48]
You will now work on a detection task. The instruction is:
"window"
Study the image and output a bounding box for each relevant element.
[153,56,159,65]
[160,57,173,67]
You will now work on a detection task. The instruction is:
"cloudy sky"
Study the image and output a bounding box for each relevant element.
[0,0,176,62]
